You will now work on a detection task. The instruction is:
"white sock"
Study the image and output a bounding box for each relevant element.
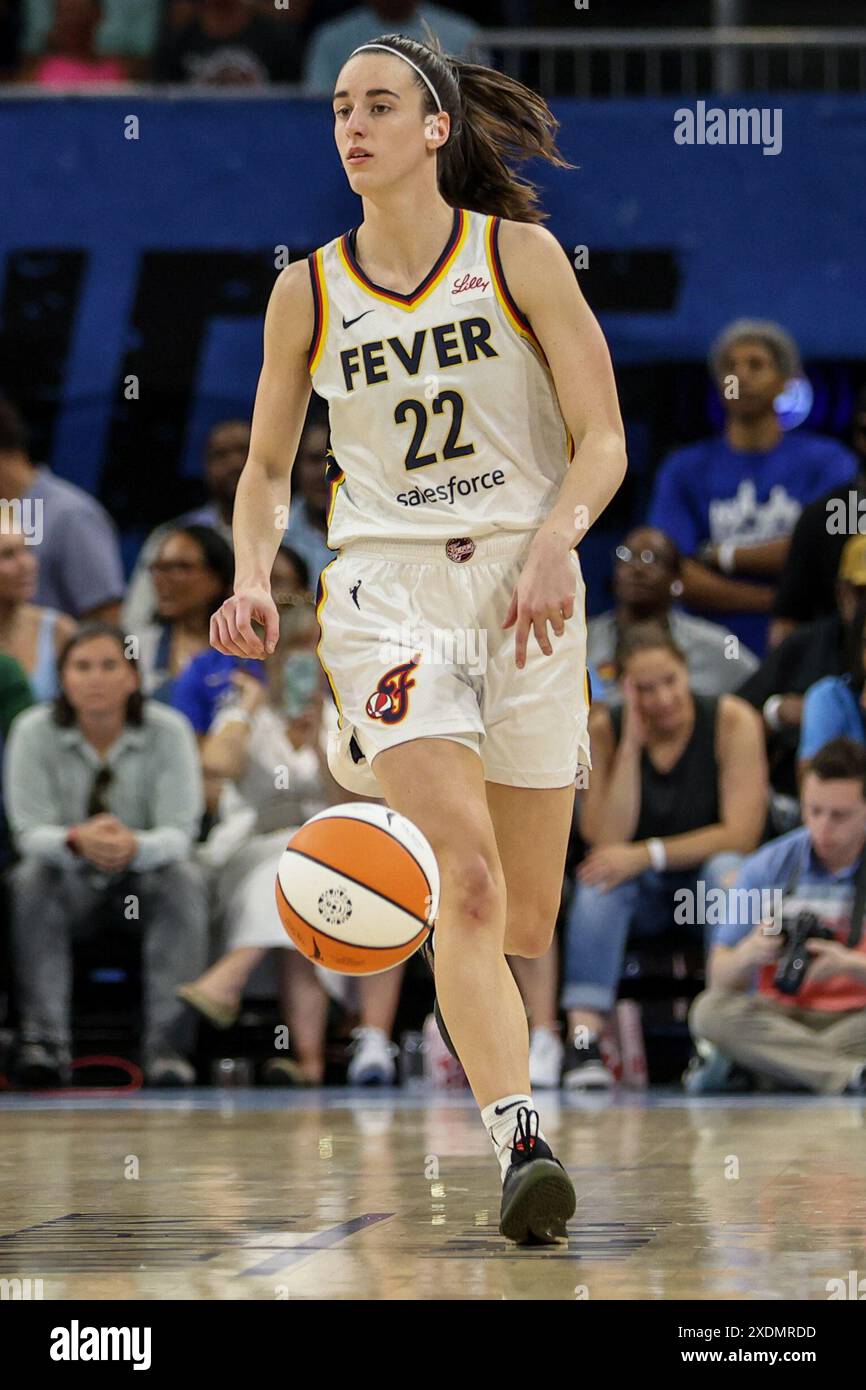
[481,1095,546,1181]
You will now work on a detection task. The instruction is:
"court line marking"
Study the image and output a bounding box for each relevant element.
[238,1213,394,1276]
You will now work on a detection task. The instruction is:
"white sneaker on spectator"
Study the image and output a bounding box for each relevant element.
[528,1026,564,1089]
[346,1027,398,1085]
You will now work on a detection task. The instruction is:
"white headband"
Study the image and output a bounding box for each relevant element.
[350,42,444,113]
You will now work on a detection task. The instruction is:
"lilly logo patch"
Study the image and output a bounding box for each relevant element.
[449,266,493,304]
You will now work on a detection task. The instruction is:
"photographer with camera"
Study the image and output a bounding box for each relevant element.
[690,736,866,1094]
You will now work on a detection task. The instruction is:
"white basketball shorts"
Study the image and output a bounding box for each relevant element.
[315,529,592,794]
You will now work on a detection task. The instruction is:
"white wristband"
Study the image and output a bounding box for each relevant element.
[762,694,784,732]
[717,540,737,575]
[646,837,667,872]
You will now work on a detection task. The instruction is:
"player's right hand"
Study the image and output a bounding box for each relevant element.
[210,587,279,659]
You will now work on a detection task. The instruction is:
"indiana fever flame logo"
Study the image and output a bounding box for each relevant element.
[365,655,420,725]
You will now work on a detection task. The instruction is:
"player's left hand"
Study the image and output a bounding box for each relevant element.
[502,534,576,669]
[577,843,646,891]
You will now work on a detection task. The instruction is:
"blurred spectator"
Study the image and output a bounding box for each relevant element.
[304,0,484,94]
[179,601,403,1085]
[588,525,758,698]
[739,535,866,802]
[170,542,308,754]
[282,412,339,588]
[0,654,34,737]
[798,600,866,770]
[0,653,35,872]
[0,400,124,624]
[0,0,22,77]
[132,524,234,703]
[0,530,76,701]
[648,320,856,656]
[21,0,159,76]
[771,385,866,644]
[122,418,246,635]
[690,737,866,1096]
[154,0,301,86]
[555,623,766,1091]
[4,624,207,1088]
[22,0,129,85]
[124,412,335,636]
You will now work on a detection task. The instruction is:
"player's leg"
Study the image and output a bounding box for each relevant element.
[372,738,527,1105]
[487,781,575,1087]
[372,736,575,1242]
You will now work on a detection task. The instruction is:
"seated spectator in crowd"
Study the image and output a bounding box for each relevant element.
[0,400,125,624]
[771,386,866,645]
[798,598,866,771]
[133,524,234,703]
[4,624,208,1088]
[123,418,246,634]
[648,319,856,656]
[0,530,76,701]
[0,655,35,869]
[588,525,758,697]
[739,534,866,805]
[0,0,21,77]
[282,408,339,588]
[690,737,866,1096]
[554,623,767,1091]
[154,0,301,86]
[170,543,309,759]
[23,0,129,85]
[178,602,403,1085]
[20,0,159,78]
[123,413,333,633]
[303,0,484,94]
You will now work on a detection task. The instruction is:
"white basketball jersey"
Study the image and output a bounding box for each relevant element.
[306,206,574,546]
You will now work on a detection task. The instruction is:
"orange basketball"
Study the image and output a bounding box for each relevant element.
[275,802,440,975]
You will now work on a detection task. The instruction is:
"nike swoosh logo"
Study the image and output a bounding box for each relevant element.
[342,310,374,329]
[494,1100,523,1116]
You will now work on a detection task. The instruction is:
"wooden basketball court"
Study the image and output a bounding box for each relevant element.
[1,1089,864,1300]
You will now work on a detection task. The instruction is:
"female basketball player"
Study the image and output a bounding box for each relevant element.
[210,32,627,1244]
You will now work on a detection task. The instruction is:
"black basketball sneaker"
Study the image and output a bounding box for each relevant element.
[499,1107,576,1245]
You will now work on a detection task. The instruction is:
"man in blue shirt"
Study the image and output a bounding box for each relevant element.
[649,320,856,656]
[690,736,866,1094]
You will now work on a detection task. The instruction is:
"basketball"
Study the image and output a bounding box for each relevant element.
[274,803,440,974]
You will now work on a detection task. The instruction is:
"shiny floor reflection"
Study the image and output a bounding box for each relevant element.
[0,1088,863,1300]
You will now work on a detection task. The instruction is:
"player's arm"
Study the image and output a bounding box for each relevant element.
[495,222,627,665]
[211,262,314,659]
[498,221,627,546]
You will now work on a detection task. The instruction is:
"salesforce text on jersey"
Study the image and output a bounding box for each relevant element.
[396,470,506,507]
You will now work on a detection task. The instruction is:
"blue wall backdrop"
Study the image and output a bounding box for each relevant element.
[1,92,863,590]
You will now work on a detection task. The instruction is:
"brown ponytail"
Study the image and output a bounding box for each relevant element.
[360,30,574,224]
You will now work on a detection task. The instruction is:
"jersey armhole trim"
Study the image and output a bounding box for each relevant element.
[307,249,328,375]
[485,217,574,461]
[485,216,546,362]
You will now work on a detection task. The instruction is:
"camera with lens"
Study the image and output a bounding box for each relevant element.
[773,910,836,996]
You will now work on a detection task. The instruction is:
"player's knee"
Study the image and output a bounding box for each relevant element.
[505,895,559,958]
[440,849,504,928]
